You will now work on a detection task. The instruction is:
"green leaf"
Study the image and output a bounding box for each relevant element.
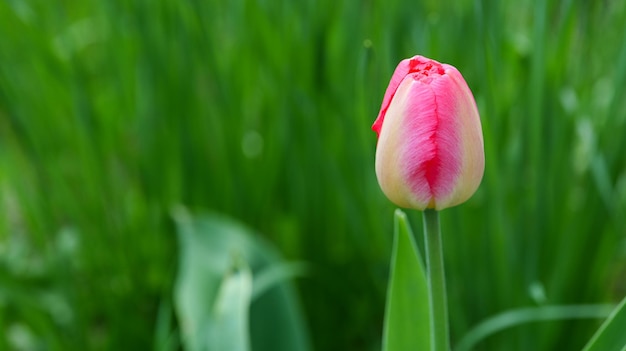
[582,295,626,351]
[382,209,430,351]
[207,265,252,351]
[454,304,613,351]
[172,208,311,351]
[252,262,308,300]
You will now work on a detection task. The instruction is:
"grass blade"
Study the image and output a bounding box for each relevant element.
[455,304,613,351]
[582,296,626,351]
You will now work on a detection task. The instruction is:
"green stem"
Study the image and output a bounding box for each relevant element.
[423,209,449,351]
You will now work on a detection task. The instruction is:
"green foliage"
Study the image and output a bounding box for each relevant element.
[173,209,310,351]
[383,210,430,351]
[455,304,614,351]
[583,295,626,351]
[0,0,625,350]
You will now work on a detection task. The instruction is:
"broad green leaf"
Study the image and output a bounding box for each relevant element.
[583,295,626,351]
[206,265,252,351]
[172,208,311,351]
[382,209,430,351]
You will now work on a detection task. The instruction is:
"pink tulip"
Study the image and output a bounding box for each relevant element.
[373,55,484,210]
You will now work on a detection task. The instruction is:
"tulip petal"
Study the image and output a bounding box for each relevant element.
[373,56,445,137]
[401,74,462,209]
[441,65,485,208]
[374,55,484,210]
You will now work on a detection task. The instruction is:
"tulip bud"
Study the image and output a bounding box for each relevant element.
[373,55,484,210]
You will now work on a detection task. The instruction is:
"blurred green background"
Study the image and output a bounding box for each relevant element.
[1,0,626,350]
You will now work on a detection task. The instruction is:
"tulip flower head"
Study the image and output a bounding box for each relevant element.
[373,55,484,210]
